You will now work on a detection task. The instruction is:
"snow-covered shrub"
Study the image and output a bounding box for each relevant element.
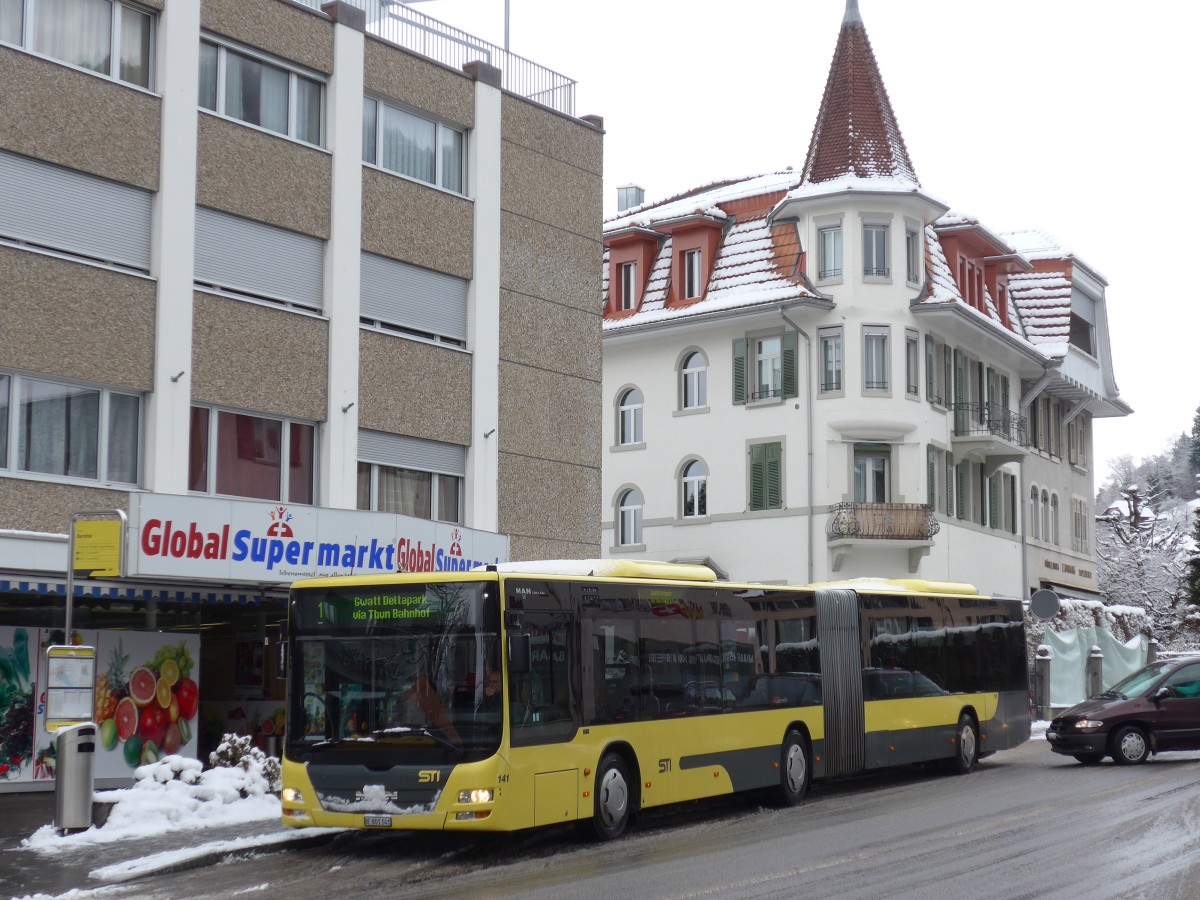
[208,733,281,794]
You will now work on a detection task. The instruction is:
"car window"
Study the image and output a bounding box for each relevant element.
[1163,664,1200,699]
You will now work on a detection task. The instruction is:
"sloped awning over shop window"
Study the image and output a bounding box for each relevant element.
[0,578,271,605]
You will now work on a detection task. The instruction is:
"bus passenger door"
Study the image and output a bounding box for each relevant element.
[815,589,865,776]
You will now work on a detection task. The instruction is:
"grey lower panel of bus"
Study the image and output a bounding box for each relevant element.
[680,740,826,792]
[862,691,1032,769]
[305,762,452,814]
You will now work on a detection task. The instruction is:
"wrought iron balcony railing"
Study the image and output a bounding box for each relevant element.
[826,502,940,541]
[951,401,1029,446]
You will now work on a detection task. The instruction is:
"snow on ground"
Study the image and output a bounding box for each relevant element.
[21,755,282,855]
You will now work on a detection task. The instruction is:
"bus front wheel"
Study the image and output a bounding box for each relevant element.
[777,731,811,806]
[579,752,632,841]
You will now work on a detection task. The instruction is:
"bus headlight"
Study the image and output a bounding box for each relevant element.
[458,789,494,804]
[282,787,305,804]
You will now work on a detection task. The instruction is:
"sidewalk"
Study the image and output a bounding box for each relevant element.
[0,789,335,899]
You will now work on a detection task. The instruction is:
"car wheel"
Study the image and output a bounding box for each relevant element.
[777,731,811,806]
[950,712,978,774]
[1111,725,1150,765]
[1073,752,1104,766]
[578,752,632,840]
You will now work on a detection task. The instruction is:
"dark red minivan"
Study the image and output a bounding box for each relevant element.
[1046,656,1200,765]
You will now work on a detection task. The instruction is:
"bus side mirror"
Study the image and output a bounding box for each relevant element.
[275,620,287,680]
[508,634,530,675]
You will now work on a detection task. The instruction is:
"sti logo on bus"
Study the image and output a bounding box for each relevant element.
[418,770,441,783]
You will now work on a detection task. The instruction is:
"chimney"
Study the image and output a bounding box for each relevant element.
[617,184,644,212]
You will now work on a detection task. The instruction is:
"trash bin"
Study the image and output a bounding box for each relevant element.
[54,722,97,832]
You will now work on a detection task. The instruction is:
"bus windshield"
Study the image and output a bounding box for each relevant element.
[286,580,501,762]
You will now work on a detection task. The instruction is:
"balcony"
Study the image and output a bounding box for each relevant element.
[950,401,1028,473]
[826,502,939,573]
[296,0,577,115]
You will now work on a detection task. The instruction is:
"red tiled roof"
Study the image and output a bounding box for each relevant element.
[800,3,919,186]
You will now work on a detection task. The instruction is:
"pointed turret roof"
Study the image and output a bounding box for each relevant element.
[799,0,919,186]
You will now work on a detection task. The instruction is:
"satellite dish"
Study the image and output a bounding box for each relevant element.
[1029,589,1061,620]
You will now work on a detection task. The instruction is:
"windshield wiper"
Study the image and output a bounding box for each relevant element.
[370,725,462,753]
[1099,689,1126,700]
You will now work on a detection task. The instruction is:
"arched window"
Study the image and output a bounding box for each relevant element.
[681,459,708,518]
[680,351,708,410]
[617,488,643,545]
[1050,494,1060,545]
[1041,489,1051,544]
[617,388,643,445]
[1029,485,1040,541]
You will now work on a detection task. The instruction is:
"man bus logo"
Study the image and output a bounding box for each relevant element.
[418,770,441,783]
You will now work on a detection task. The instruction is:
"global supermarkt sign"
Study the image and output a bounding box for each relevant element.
[126,495,508,583]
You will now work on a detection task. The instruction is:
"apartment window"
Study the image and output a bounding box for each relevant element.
[3,0,154,88]
[617,388,643,445]
[0,371,139,485]
[618,261,638,310]
[617,488,644,546]
[863,326,889,392]
[906,228,921,283]
[853,444,890,503]
[188,406,314,504]
[905,329,919,396]
[199,38,323,146]
[818,226,842,279]
[1050,495,1060,545]
[363,96,465,193]
[819,327,843,393]
[863,224,888,277]
[682,249,702,299]
[748,441,782,511]
[356,462,461,524]
[754,336,782,400]
[1029,486,1040,541]
[925,336,946,405]
[1072,497,1089,554]
[681,459,708,519]
[1042,489,1051,542]
[680,351,707,410]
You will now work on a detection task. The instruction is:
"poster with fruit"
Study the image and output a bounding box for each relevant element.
[0,627,37,785]
[88,632,201,779]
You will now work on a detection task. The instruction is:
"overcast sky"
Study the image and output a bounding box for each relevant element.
[407,0,1198,487]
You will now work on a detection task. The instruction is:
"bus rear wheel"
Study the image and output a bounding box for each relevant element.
[777,731,810,806]
[579,752,632,841]
[950,713,978,774]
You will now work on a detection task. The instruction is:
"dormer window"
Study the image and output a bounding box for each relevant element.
[818,226,842,279]
[683,249,702,299]
[619,261,638,310]
[863,224,888,277]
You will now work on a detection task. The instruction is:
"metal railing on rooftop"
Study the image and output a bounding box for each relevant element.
[295,0,576,116]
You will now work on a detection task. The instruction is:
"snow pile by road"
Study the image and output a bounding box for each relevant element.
[21,755,281,854]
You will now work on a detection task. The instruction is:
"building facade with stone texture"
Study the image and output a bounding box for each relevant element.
[600,0,1128,603]
[0,0,602,782]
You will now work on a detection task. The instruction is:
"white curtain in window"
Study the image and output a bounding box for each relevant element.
[119,6,151,88]
[294,75,322,145]
[106,392,139,484]
[382,105,435,184]
[35,0,112,75]
[437,475,462,524]
[19,379,99,479]
[378,466,431,519]
[198,41,218,109]
[0,374,9,465]
[1,0,22,44]
[226,51,288,135]
[439,127,463,192]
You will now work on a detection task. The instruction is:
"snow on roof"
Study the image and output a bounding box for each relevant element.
[1007,270,1072,358]
[605,171,801,231]
[778,173,939,205]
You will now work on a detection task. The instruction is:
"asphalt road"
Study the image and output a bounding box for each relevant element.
[59,740,1200,900]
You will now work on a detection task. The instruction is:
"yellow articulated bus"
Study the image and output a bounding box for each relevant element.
[279,560,1029,839]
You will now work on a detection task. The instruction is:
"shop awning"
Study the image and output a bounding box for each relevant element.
[0,578,271,604]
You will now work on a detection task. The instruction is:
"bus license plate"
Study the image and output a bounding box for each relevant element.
[364,815,392,828]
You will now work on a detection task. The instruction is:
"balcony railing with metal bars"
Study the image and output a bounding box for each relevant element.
[295,0,577,115]
[826,502,940,541]
[864,267,890,277]
[951,401,1029,446]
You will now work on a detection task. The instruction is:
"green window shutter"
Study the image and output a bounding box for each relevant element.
[926,447,937,508]
[954,462,966,519]
[749,442,782,510]
[781,331,798,398]
[989,474,1000,528]
[945,451,955,516]
[925,339,935,400]
[732,338,747,405]
[952,349,966,433]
